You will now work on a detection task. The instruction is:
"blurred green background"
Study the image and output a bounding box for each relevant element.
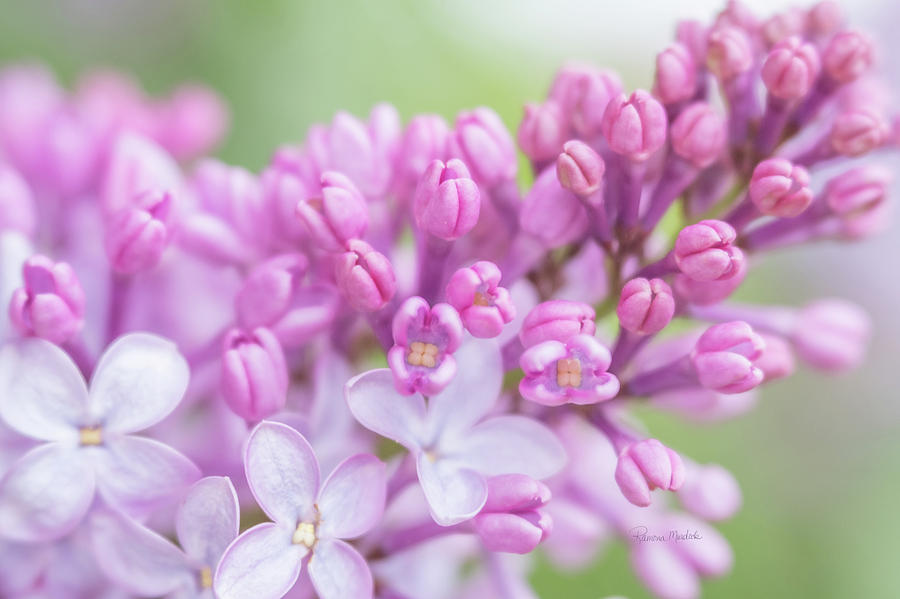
[2,1,899,597]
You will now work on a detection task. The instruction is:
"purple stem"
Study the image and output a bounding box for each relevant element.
[609,329,652,375]
[489,179,522,237]
[618,159,647,230]
[498,233,546,284]
[380,519,466,554]
[755,95,793,156]
[786,134,836,167]
[724,195,759,231]
[685,161,734,218]
[625,355,696,396]
[791,76,839,128]
[641,154,699,232]
[688,302,795,335]
[105,274,131,343]
[587,407,638,453]
[501,336,524,372]
[417,235,454,303]
[724,71,760,151]
[634,250,678,280]
[62,337,95,379]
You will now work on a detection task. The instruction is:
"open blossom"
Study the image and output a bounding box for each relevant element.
[0,334,199,541]
[519,334,620,406]
[445,261,515,338]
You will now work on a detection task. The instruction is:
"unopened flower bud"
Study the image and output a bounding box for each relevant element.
[601,90,667,161]
[674,220,744,282]
[761,9,806,45]
[556,140,605,196]
[808,2,843,37]
[474,474,552,554]
[654,43,697,105]
[517,101,568,163]
[334,239,396,312]
[105,190,171,274]
[706,26,753,81]
[674,259,747,306]
[691,321,765,394]
[830,109,889,157]
[615,438,685,507]
[159,84,229,160]
[823,30,874,83]
[235,253,309,329]
[761,36,820,100]
[548,65,623,138]
[448,107,516,186]
[413,159,480,240]
[755,333,796,381]
[0,164,36,236]
[221,327,288,421]
[670,102,726,168]
[678,463,742,521]
[792,299,869,371]
[617,278,675,336]
[519,300,596,348]
[9,255,85,344]
[445,261,515,339]
[296,171,368,252]
[824,166,890,229]
[394,114,450,194]
[749,158,813,217]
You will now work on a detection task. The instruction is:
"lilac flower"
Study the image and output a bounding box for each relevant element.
[0,333,199,541]
[347,340,566,525]
[8,254,86,344]
[213,421,386,599]
[445,261,516,339]
[90,476,239,598]
[519,334,620,406]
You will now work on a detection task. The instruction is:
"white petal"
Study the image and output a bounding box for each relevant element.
[89,509,190,596]
[93,435,200,518]
[176,476,240,567]
[416,452,487,527]
[427,339,502,438]
[307,538,373,599]
[214,522,306,599]
[344,369,426,450]
[0,443,94,542]
[317,454,385,540]
[88,333,190,434]
[0,338,86,442]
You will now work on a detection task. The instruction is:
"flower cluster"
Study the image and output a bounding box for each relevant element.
[0,2,892,598]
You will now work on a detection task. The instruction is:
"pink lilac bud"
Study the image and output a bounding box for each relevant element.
[615,438,685,507]
[0,65,62,176]
[519,334,620,406]
[387,296,463,396]
[548,65,623,138]
[600,90,667,161]
[41,110,99,197]
[520,300,596,348]
[691,321,765,394]
[334,239,396,312]
[520,166,588,248]
[706,26,753,81]
[617,278,675,336]
[674,220,744,282]
[676,20,709,64]
[808,2,843,37]
[448,107,517,186]
[654,44,697,105]
[761,36,820,100]
[445,261,515,338]
[221,327,288,421]
[474,474,552,554]
[413,158,480,240]
[517,101,568,163]
[830,109,889,156]
[235,253,309,329]
[105,190,172,274]
[679,464,742,521]
[749,158,813,217]
[296,171,368,252]
[824,166,891,227]
[158,84,228,159]
[715,0,758,31]
[761,9,806,45]
[261,161,313,242]
[556,140,605,196]
[674,259,747,306]
[755,333,795,381]
[0,164,36,236]
[823,30,874,83]
[670,102,726,168]
[793,299,869,371]
[394,114,450,193]
[9,255,86,344]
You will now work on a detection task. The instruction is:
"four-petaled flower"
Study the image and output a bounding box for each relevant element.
[519,334,620,406]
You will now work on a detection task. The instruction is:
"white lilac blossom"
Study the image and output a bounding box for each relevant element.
[0,2,895,598]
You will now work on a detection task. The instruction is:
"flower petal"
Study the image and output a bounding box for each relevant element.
[0,540,49,595]
[214,522,306,599]
[245,421,319,525]
[317,454,385,540]
[89,508,190,596]
[345,369,426,450]
[0,338,86,442]
[416,452,487,526]
[307,538,373,599]
[0,443,94,542]
[87,333,190,434]
[427,339,502,438]
[450,415,567,479]
[93,435,200,518]
[176,476,240,567]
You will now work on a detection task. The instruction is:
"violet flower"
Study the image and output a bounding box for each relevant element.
[519,334,620,406]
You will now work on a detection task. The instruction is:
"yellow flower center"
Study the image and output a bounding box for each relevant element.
[199,566,213,589]
[79,426,103,446]
[406,341,439,368]
[556,358,582,388]
[473,291,491,306]
[292,521,317,548]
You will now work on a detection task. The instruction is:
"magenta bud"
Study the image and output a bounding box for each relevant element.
[548,64,623,138]
[517,101,568,163]
[235,253,309,330]
[9,255,86,345]
[617,278,675,336]
[823,30,873,83]
[830,108,889,157]
[808,2,843,37]
[824,166,891,226]
[296,171,368,252]
[674,220,743,282]
[761,9,806,45]
[394,114,450,194]
[679,464,742,522]
[413,158,480,240]
[793,299,869,371]
[221,327,288,422]
[556,140,605,196]
[654,43,697,105]
[334,239,396,312]
[482,474,552,513]
[0,164,36,236]
[674,259,747,306]
[475,474,552,554]
[615,438,685,507]
[670,102,726,168]
[520,167,588,249]
[448,107,517,186]
[159,84,229,160]
[706,26,753,81]
[105,190,171,275]
[761,36,820,100]
[601,90,667,161]
[691,321,765,394]
[445,261,515,339]
[755,333,796,381]
[520,300,596,348]
[676,20,709,65]
[749,158,813,217]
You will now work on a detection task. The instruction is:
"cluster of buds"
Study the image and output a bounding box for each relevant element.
[0,2,890,599]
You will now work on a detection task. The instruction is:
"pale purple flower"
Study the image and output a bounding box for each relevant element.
[0,333,199,541]
[213,421,386,599]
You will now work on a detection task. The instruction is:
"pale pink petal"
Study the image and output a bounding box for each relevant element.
[427,339,502,438]
[213,522,306,599]
[345,369,426,450]
[89,509,190,596]
[176,476,240,567]
[317,454,385,540]
[92,435,200,518]
[245,421,319,525]
[416,452,487,526]
[0,338,87,442]
[88,333,190,434]
[0,443,95,542]
[307,538,373,599]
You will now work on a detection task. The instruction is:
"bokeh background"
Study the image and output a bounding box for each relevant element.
[2,0,898,597]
